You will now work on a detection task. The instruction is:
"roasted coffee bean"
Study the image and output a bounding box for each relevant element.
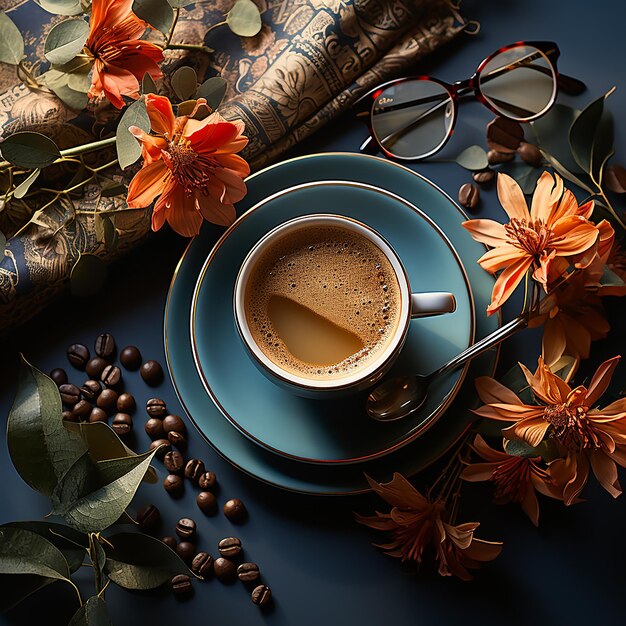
[150,439,171,458]
[49,368,68,386]
[218,537,242,559]
[472,169,495,185]
[237,562,260,583]
[162,536,177,550]
[458,183,480,210]
[116,392,136,414]
[196,491,217,515]
[140,360,164,386]
[62,410,78,422]
[80,379,101,401]
[175,518,197,540]
[168,431,187,450]
[145,418,165,439]
[163,414,186,434]
[89,407,109,423]
[164,474,184,497]
[223,498,247,524]
[184,459,205,484]
[191,552,214,578]
[67,343,90,369]
[517,141,543,167]
[214,557,237,583]
[176,541,196,564]
[112,413,132,436]
[120,345,142,370]
[59,383,81,406]
[96,388,118,413]
[486,116,524,153]
[198,471,217,491]
[72,400,92,420]
[170,574,192,596]
[146,397,167,418]
[136,504,160,532]
[101,364,121,387]
[487,149,515,165]
[164,450,184,474]
[86,357,108,379]
[251,584,272,606]
[94,333,116,359]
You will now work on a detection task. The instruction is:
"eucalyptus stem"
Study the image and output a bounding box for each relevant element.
[206,20,227,34]
[167,43,213,54]
[597,188,626,230]
[165,7,180,48]
[70,580,83,607]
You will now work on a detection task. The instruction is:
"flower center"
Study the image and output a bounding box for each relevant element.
[544,402,598,450]
[163,142,216,196]
[505,218,553,255]
[491,457,530,503]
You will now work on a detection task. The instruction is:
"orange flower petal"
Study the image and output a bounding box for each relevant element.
[520,487,540,526]
[586,356,621,406]
[550,217,599,255]
[503,415,549,447]
[145,94,176,137]
[487,255,534,314]
[530,171,562,224]
[542,317,567,367]
[195,192,236,227]
[475,376,525,406]
[496,172,530,222]
[364,473,430,510]
[126,160,169,208]
[460,462,497,482]
[477,244,525,273]
[589,450,621,498]
[461,219,508,247]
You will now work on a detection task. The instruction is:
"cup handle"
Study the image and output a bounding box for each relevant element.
[410,292,456,318]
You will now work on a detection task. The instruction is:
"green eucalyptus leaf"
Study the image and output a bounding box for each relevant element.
[103,533,188,590]
[499,363,534,405]
[226,0,262,37]
[0,573,56,612]
[68,596,112,626]
[48,76,90,111]
[496,161,541,195]
[99,180,127,197]
[44,18,90,65]
[167,0,195,6]
[132,0,173,34]
[503,438,543,458]
[0,13,25,65]
[142,72,158,95]
[51,452,100,515]
[89,535,107,594]
[13,168,41,199]
[37,0,84,15]
[171,66,198,102]
[196,76,227,110]
[67,70,92,93]
[103,216,118,251]
[177,99,197,116]
[600,264,625,287]
[0,132,61,169]
[0,232,5,255]
[455,145,489,171]
[116,98,150,170]
[70,253,107,297]
[7,356,87,496]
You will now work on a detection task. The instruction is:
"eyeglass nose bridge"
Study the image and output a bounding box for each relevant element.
[451,77,477,98]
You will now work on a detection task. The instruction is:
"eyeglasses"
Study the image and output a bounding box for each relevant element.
[355,41,586,161]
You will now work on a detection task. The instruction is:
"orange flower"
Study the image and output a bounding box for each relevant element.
[462,171,599,315]
[473,356,626,504]
[85,0,164,108]
[598,238,626,297]
[356,473,502,580]
[461,434,562,526]
[126,94,250,237]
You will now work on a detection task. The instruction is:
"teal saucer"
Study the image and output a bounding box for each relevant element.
[165,153,499,495]
[190,180,474,464]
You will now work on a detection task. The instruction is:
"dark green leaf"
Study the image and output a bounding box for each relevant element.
[499,363,534,404]
[226,0,262,37]
[68,596,112,626]
[50,79,89,111]
[142,72,158,95]
[0,231,6,255]
[604,164,626,194]
[44,18,90,65]
[89,535,107,594]
[455,145,489,171]
[104,533,188,590]
[7,356,87,496]
[171,66,197,102]
[177,99,197,116]
[496,161,541,195]
[51,452,100,516]
[475,418,508,438]
[116,98,150,170]
[67,70,92,93]
[132,0,173,34]
[0,574,56,612]
[0,132,61,169]
[196,76,227,110]
[0,13,25,65]
[600,264,625,287]
[13,168,41,199]
[503,438,543,458]
[167,0,195,6]
[70,253,107,297]
[100,180,127,197]
[37,0,84,16]
[103,216,118,251]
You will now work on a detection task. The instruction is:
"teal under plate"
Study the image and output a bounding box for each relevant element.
[164,153,499,495]
[190,181,474,464]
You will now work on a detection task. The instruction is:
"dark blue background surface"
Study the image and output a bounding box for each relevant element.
[2,0,626,624]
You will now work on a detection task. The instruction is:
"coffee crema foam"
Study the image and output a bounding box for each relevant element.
[245,225,401,380]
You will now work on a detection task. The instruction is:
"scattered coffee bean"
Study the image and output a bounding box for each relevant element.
[101,364,121,387]
[168,431,187,450]
[49,368,68,386]
[72,400,92,420]
[251,584,272,606]
[94,333,116,359]
[223,498,247,524]
[517,141,543,167]
[196,491,217,516]
[145,418,165,439]
[96,388,118,413]
[59,383,81,406]
[140,360,164,386]
[170,574,192,596]
[472,169,495,185]
[150,439,171,458]
[117,392,136,414]
[184,459,205,484]
[192,552,214,578]
[112,412,132,436]
[198,471,217,491]
[176,541,196,564]
[214,557,237,583]
[136,504,160,532]
[67,343,90,369]
[486,116,524,153]
[237,562,260,583]
[120,345,142,370]
[89,407,109,423]
[164,450,184,474]
[80,379,101,401]
[487,149,515,165]
[62,410,78,422]
[163,414,186,434]
[162,536,178,550]
[458,183,480,210]
[218,537,242,559]
[175,518,197,540]
[146,397,167,418]
[164,474,184,498]
[86,357,108,379]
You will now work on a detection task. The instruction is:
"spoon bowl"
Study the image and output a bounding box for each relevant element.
[366,375,430,422]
